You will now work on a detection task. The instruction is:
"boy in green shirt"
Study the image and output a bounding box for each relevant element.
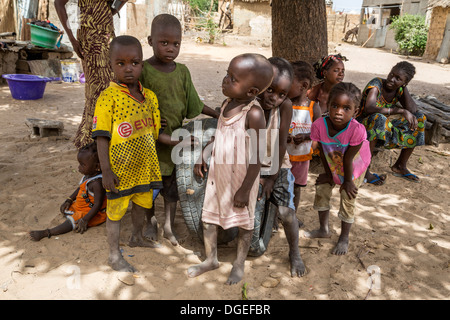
[140,14,219,245]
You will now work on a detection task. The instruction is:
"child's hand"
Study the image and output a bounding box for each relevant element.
[177,135,199,148]
[315,173,334,186]
[194,156,207,178]
[75,218,88,234]
[161,118,168,129]
[339,180,358,199]
[102,169,120,193]
[293,133,310,145]
[233,187,250,208]
[60,199,72,215]
[258,177,275,201]
[287,134,293,144]
[194,140,214,178]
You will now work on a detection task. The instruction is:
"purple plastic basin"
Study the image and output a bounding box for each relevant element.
[2,74,57,100]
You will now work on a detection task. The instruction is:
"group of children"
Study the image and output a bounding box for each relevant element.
[30,14,376,285]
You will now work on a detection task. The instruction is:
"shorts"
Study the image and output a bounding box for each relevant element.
[290,160,310,187]
[256,168,295,211]
[313,171,366,224]
[160,169,179,203]
[106,191,153,221]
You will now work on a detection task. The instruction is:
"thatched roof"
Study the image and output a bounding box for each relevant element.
[237,0,270,2]
[428,0,450,8]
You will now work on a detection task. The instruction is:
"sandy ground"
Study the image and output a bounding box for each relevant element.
[0,37,449,302]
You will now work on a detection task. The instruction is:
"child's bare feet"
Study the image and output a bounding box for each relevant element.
[29,229,49,241]
[187,259,219,278]
[129,234,162,248]
[303,229,331,239]
[109,255,136,273]
[163,227,178,246]
[289,252,307,277]
[226,262,245,285]
[143,216,158,241]
[332,237,349,255]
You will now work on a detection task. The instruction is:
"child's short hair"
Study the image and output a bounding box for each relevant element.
[110,35,142,58]
[328,82,362,108]
[235,53,273,92]
[392,61,416,83]
[313,53,347,80]
[79,141,97,154]
[79,141,100,167]
[151,14,181,34]
[268,57,294,82]
[291,61,315,86]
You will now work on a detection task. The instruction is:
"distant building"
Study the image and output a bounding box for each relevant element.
[423,0,450,62]
[356,0,428,50]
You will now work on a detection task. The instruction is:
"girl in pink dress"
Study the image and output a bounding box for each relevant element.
[305,82,371,256]
[187,53,273,285]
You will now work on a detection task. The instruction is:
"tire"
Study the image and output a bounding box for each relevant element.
[248,188,278,257]
[176,118,237,244]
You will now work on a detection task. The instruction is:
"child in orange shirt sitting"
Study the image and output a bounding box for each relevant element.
[29,142,107,241]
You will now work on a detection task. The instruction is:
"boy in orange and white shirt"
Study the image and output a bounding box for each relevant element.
[287,61,321,215]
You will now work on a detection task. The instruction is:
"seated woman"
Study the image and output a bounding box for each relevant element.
[356,61,426,184]
[308,53,347,117]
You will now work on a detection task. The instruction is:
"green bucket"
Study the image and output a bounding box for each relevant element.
[28,23,62,49]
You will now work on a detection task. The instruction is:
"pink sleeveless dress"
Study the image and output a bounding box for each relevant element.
[201,99,262,231]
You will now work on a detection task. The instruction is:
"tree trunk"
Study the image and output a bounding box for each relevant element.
[272,0,328,65]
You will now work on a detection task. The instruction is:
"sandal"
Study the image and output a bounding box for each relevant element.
[366,173,386,186]
[392,172,421,183]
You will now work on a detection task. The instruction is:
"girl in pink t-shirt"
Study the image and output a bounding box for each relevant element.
[305,82,371,256]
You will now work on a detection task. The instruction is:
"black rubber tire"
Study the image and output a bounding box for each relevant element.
[248,190,278,257]
[176,118,237,244]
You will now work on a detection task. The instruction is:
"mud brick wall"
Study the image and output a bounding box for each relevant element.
[424,7,450,60]
[327,14,360,43]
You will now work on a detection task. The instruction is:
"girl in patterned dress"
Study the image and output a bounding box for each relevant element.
[55,0,127,149]
[356,61,426,184]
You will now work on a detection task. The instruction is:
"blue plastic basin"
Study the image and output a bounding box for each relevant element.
[2,74,53,100]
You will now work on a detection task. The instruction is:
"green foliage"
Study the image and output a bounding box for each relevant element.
[185,0,221,44]
[389,14,428,56]
[185,0,218,15]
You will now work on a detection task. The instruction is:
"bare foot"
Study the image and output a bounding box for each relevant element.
[143,216,158,241]
[129,234,162,248]
[225,262,245,285]
[187,260,219,278]
[108,254,136,273]
[29,230,49,241]
[163,227,178,246]
[289,252,307,277]
[332,238,349,255]
[303,229,331,239]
